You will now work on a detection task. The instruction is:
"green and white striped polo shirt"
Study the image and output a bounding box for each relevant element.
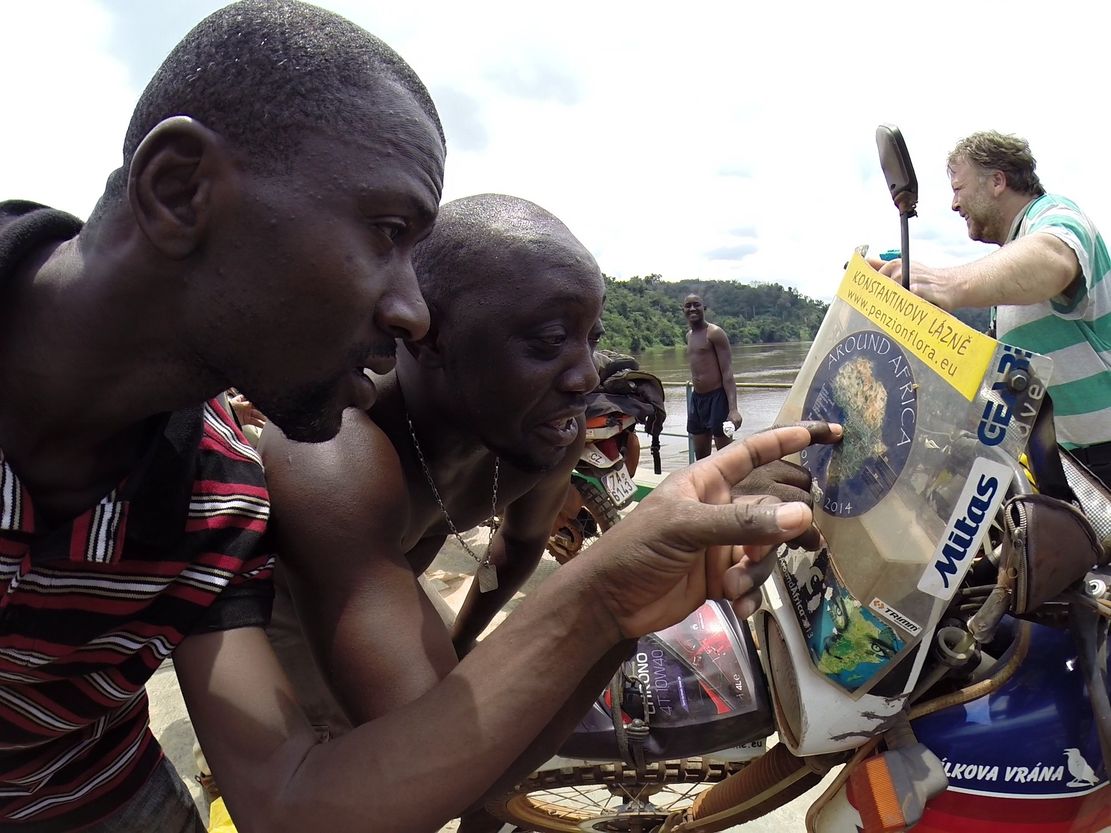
[997,194,1111,449]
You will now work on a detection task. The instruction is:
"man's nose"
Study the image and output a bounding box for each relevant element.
[375,258,430,342]
[561,349,600,394]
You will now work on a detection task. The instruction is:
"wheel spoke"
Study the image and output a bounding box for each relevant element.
[490,758,747,833]
[653,781,704,810]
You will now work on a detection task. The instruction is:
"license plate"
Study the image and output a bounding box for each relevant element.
[602,467,637,507]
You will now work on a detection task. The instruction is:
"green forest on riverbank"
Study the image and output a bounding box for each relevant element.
[600,274,993,354]
[601,274,827,353]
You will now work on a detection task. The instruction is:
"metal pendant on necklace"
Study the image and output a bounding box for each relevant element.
[477,560,499,593]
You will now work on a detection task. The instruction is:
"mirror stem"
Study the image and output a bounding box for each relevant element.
[900,213,911,290]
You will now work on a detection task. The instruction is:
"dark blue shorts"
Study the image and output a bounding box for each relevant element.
[687,387,730,436]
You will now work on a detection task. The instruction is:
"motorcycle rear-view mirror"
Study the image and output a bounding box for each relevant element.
[876,124,918,218]
[875,124,918,288]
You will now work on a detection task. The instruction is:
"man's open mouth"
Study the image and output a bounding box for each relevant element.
[536,416,580,447]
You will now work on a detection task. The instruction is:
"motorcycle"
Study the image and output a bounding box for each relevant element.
[489,125,1111,833]
[547,350,667,564]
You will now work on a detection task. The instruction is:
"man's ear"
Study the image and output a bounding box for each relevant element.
[990,169,1008,196]
[128,116,228,259]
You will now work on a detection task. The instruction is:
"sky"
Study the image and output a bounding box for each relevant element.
[3,1,1108,303]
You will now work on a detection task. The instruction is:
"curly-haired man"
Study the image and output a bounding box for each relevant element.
[879,131,1111,486]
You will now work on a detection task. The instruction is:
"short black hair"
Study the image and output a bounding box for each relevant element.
[110,1,442,197]
[413,194,598,321]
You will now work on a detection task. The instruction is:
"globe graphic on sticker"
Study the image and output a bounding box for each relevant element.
[800,332,917,517]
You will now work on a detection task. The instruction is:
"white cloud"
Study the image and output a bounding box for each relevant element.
[5,0,1109,303]
[0,1,133,217]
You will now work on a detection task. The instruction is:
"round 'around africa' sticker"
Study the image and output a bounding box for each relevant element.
[800,331,917,518]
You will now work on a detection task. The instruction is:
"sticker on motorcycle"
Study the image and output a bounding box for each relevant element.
[584,446,611,468]
[774,254,1053,698]
[917,456,1011,600]
[868,597,922,638]
[780,548,907,693]
[799,331,917,518]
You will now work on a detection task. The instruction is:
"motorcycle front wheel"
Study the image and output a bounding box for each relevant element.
[548,478,623,564]
[485,758,747,833]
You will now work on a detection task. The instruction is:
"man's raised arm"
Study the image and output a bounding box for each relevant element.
[879,233,1080,311]
[176,423,840,833]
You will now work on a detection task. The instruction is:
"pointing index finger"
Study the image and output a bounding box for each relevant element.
[701,422,842,489]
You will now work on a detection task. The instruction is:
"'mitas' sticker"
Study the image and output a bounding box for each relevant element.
[918,457,1012,600]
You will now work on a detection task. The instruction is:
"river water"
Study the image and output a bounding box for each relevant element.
[629,341,813,473]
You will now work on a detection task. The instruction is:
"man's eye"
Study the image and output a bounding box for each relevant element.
[375,222,408,242]
[530,333,566,351]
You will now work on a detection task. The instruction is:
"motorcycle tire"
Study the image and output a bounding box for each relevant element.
[485,758,747,833]
[548,478,623,565]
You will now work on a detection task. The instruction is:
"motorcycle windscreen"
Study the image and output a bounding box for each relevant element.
[774,253,1052,697]
[559,601,773,761]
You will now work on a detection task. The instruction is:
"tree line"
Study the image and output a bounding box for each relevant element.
[600,274,828,354]
[599,273,993,354]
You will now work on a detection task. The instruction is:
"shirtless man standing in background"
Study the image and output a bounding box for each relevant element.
[685,294,743,459]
